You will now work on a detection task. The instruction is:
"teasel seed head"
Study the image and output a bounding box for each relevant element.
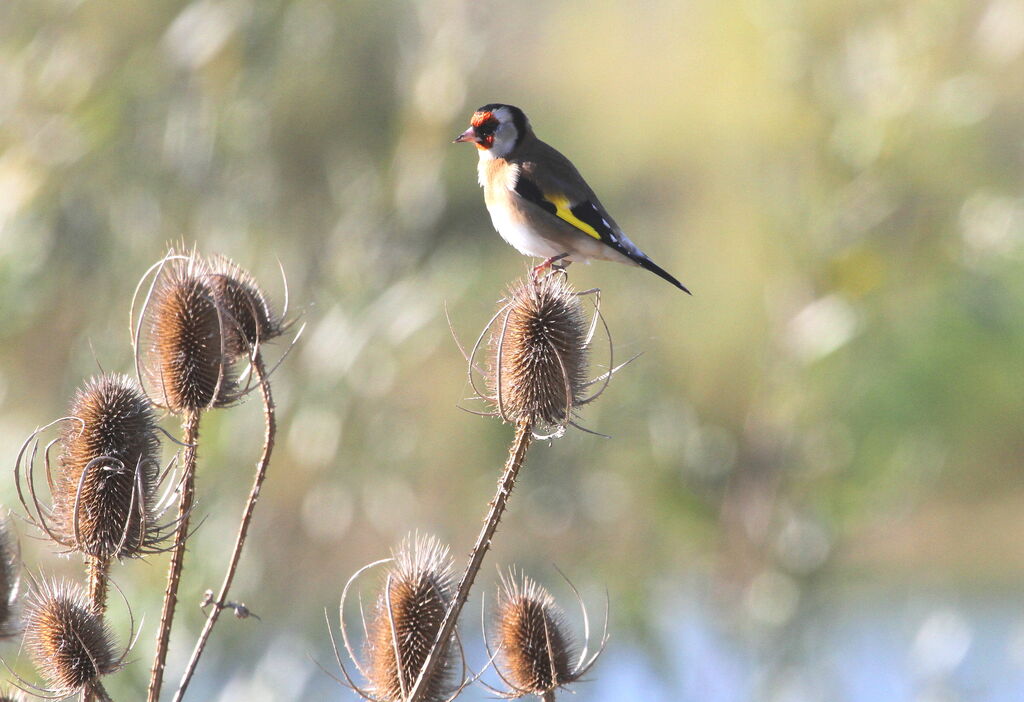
[494,570,574,696]
[136,249,238,412]
[51,373,167,559]
[365,533,455,701]
[23,578,120,694]
[488,275,589,428]
[204,254,283,358]
[0,520,19,640]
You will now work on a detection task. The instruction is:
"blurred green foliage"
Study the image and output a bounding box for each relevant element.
[1,0,1022,699]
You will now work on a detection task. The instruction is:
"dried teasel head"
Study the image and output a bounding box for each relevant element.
[133,249,238,412]
[468,272,614,437]
[0,520,19,640]
[488,274,589,428]
[487,568,609,699]
[49,373,170,559]
[204,254,283,359]
[493,570,572,696]
[23,578,121,695]
[464,274,631,437]
[363,534,456,701]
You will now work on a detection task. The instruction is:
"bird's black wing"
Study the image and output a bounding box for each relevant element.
[512,161,691,293]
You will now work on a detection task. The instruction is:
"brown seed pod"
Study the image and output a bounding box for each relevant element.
[135,250,238,412]
[365,534,455,701]
[494,571,574,696]
[204,254,282,358]
[0,520,19,639]
[488,568,609,700]
[488,274,589,428]
[52,373,167,559]
[23,578,120,694]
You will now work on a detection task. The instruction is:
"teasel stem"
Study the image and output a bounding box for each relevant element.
[148,409,200,702]
[84,559,109,702]
[407,418,533,702]
[87,682,113,702]
[82,557,109,702]
[85,557,109,615]
[541,693,556,702]
[172,353,275,702]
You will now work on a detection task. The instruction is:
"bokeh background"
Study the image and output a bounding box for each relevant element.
[2,0,1024,699]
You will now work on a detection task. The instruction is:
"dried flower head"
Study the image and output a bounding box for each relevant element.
[49,373,168,559]
[364,534,456,702]
[488,569,608,700]
[494,571,573,695]
[487,274,589,428]
[205,254,282,358]
[23,578,120,694]
[0,520,19,639]
[134,250,238,412]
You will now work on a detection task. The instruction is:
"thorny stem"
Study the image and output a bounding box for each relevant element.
[542,692,556,702]
[85,555,110,615]
[82,556,110,702]
[148,409,201,702]
[407,419,534,702]
[172,354,275,702]
[90,680,114,702]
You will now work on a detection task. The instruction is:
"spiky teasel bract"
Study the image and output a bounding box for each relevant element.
[365,534,456,701]
[488,274,589,429]
[204,254,283,359]
[486,569,609,700]
[22,578,122,696]
[134,249,239,412]
[49,373,171,560]
[0,519,19,640]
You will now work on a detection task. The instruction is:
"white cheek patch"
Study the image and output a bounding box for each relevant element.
[489,120,517,158]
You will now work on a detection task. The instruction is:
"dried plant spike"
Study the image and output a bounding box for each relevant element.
[0,520,19,640]
[205,254,282,358]
[23,578,120,695]
[137,249,237,412]
[54,373,165,560]
[494,570,574,697]
[489,274,589,428]
[366,534,456,701]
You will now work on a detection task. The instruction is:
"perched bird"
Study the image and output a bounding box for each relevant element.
[454,103,690,293]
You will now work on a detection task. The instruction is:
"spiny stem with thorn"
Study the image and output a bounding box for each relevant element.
[148,409,200,702]
[172,353,275,702]
[407,418,534,702]
[82,556,110,702]
[85,556,110,616]
[89,681,114,702]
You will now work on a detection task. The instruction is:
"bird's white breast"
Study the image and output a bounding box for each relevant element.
[485,201,564,259]
[477,159,562,259]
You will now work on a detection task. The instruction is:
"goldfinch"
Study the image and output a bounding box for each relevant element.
[454,103,690,293]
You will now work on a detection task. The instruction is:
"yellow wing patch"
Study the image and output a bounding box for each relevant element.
[547,194,602,241]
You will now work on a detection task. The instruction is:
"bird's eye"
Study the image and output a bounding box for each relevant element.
[476,119,498,137]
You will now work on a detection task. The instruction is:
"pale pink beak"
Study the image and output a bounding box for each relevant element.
[453,127,477,144]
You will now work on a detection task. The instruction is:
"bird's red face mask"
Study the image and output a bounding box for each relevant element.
[453,111,498,150]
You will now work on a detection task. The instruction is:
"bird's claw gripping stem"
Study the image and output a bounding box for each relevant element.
[531,253,570,280]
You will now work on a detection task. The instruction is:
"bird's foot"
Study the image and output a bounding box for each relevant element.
[530,254,570,281]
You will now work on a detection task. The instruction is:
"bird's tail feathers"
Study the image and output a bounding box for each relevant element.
[635,255,691,294]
